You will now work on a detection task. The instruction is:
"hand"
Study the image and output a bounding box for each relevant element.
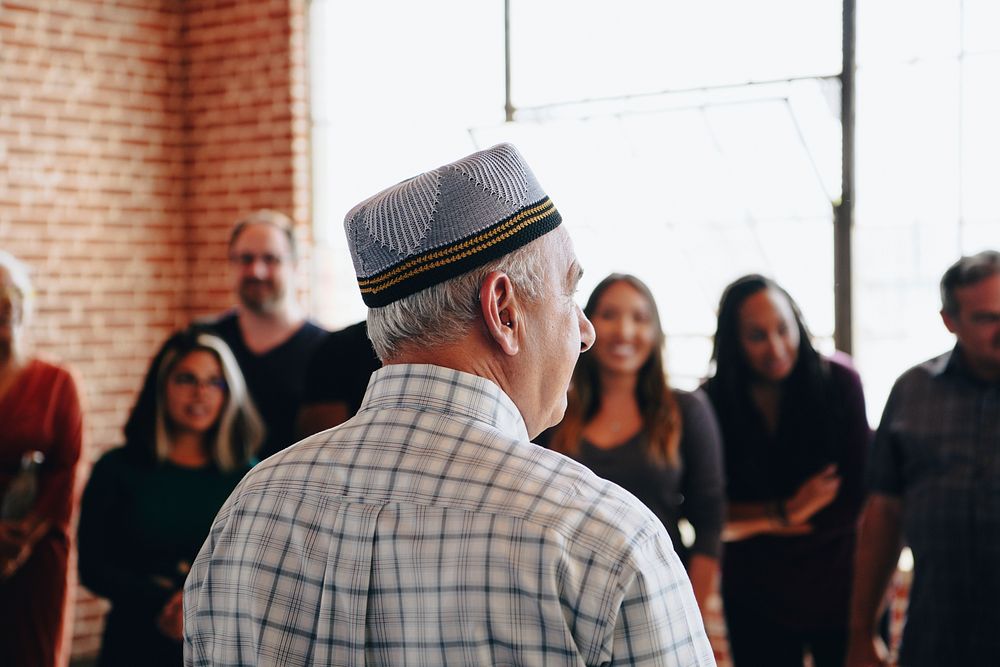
[156,589,185,642]
[0,519,50,580]
[765,522,814,537]
[784,464,841,525]
[845,633,890,667]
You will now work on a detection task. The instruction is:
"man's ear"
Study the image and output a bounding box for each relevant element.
[941,308,959,334]
[480,271,520,356]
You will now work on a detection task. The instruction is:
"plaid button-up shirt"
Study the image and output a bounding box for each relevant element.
[869,347,1000,666]
[185,364,714,666]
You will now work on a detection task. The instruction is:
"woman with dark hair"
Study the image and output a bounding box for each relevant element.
[549,273,725,610]
[78,329,263,667]
[703,274,870,667]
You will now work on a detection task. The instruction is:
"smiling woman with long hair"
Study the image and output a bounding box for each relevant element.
[703,274,870,667]
[78,329,263,667]
[549,273,725,611]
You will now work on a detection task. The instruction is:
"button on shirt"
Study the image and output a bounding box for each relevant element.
[184,364,714,667]
[868,348,1000,666]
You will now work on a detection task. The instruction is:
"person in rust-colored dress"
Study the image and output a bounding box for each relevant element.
[0,250,84,667]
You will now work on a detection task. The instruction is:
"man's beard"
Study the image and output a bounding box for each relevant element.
[239,279,284,314]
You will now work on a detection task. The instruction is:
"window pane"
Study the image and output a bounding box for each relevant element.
[854,1,999,419]
[511,0,842,108]
[961,55,1000,224]
[311,0,840,389]
[857,0,960,66]
[963,0,1000,55]
[310,0,504,325]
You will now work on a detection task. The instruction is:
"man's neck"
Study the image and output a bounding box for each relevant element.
[386,336,531,432]
[236,303,305,355]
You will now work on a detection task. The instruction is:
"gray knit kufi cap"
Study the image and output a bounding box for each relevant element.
[344,143,562,307]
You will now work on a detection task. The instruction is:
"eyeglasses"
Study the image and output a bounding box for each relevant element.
[229,253,285,267]
[170,372,227,393]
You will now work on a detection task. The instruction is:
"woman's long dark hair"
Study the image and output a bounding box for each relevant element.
[550,273,681,465]
[705,274,838,462]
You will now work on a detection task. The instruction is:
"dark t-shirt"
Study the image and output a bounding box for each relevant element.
[205,313,326,459]
[302,321,382,418]
[575,389,725,564]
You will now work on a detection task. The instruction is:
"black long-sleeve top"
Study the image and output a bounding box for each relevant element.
[706,354,871,630]
[78,447,250,667]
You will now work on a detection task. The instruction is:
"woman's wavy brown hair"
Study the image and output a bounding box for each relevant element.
[550,273,681,465]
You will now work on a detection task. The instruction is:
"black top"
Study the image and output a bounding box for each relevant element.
[301,321,382,417]
[78,447,251,667]
[205,312,326,459]
[705,354,870,630]
[575,389,725,563]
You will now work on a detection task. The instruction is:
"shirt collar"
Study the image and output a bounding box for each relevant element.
[359,363,530,442]
[933,344,998,385]
[928,347,956,378]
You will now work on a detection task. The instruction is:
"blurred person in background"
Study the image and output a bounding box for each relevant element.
[78,329,262,667]
[549,273,725,612]
[205,210,326,457]
[0,250,84,667]
[141,210,326,460]
[295,320,381,438]
[847,251,1000,667]
[703,274,869,667]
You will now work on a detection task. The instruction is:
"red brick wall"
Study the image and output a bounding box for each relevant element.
[1,0,308,661]
[184,0,311,318]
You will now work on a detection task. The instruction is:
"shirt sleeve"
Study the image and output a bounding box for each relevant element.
[32,366,83,532]
[810,357,872,532]
[676,390,725,560]
[610,531,716,666]
[867,377,905,496]
[832,359,872,523]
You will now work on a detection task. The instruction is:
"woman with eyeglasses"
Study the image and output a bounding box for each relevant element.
[0,251,83,667]
[78,329,263,667]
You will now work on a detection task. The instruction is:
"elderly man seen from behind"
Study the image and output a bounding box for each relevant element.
[184,144,715,667]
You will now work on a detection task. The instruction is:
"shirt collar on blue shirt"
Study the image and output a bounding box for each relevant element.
[934,344,1000,386]
[358,363,530,442]
[929,346,957,378]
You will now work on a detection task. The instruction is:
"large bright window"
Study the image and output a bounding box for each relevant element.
[310,1,1000,411]
[310,0,842,391]
[854,0,1000,413]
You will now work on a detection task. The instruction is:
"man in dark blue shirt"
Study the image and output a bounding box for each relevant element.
[202,210,326,459]
[847,250,1000,667]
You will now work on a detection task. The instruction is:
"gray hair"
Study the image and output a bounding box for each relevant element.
[154,333,264,471]
[940,250,1000,316]
[0,250,34,353]
[367,238,549,362]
